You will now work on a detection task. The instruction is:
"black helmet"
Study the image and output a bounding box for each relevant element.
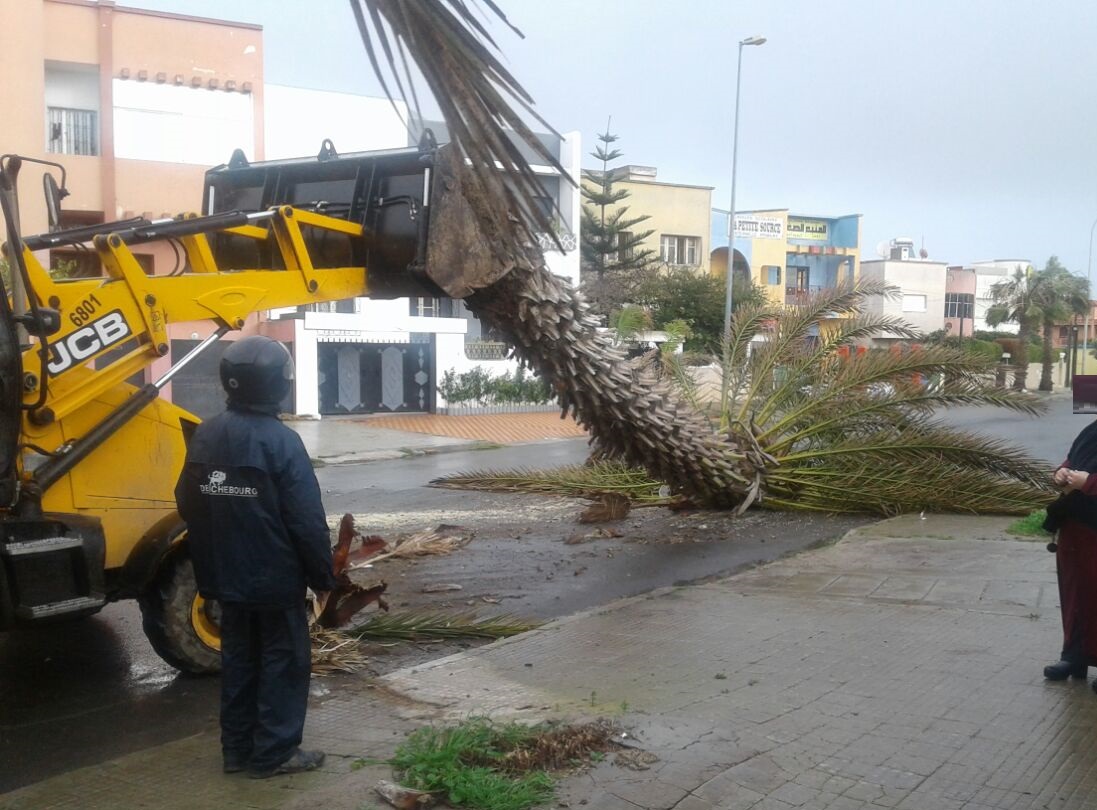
[220,336,294,406]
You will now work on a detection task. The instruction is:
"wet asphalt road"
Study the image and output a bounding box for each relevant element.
[0,399,1076,793]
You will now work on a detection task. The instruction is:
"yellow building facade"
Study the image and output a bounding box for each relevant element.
[711,209,862,307]
[583,165,713,274]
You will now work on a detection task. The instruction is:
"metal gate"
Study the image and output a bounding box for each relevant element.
[169,339,295,419]
[317,339,433,415]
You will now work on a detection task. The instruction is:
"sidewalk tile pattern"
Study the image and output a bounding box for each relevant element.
[361,411,587,444]
[7,516,1097,810]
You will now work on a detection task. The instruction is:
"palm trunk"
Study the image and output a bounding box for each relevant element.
[1012,321,1030,390]
[1039,317,1055,391]
[466,259,761,509]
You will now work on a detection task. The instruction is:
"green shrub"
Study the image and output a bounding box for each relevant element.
[440,366,553,405]
[1006,509,1050,537]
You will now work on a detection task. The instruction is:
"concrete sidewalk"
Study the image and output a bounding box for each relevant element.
[288,411,587,465]
[5,514,1094,810]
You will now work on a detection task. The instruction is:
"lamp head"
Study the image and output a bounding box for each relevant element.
[741,35,767,46]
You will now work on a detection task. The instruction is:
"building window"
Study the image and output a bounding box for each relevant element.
[409,297,457,318]
[765,265,781,285]
[660,235,701,266]
[1060,326,1070,341]
[943,292,974,318]
[902,294,927,313]
[617,231,633,263]
[47,107,98,156]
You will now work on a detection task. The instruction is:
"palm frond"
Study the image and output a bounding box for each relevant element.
[349,611,541,641]
[774,426,1051,486]
[755,345,1043,446]
[731,281,896,424]
[430,461,665,501]
[765,460,1052,516]
[352,0,569,247]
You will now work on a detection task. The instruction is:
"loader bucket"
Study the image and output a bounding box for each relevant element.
[417,145,516,299]
[202,138,512,301]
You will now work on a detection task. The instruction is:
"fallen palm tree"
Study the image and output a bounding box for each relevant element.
[431,285,1056,517]
[351,2,1052,514]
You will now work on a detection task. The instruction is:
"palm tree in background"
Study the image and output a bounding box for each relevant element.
[986,264,1038,390]
[1031,257,1090,391]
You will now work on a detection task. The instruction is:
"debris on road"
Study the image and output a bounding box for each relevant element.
[310,627,371,675]
[421,583,463,593]
[578,492,631,523]
[375,778,437,809]
[358,524,475,566]
[614,749,660,771]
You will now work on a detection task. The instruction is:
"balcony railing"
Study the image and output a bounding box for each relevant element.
[535,231,577,252]
[464,340,509,360]
[784,285,825,306]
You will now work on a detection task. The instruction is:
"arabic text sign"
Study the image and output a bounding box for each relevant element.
[734,215,784,240]
[787,218,829,241]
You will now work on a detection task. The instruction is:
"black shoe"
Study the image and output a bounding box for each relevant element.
[222,751,250,774]
[248,749,325,779]
[1044,659,1087,680]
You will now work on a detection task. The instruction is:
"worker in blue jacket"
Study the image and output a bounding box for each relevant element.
[175,335,337,778]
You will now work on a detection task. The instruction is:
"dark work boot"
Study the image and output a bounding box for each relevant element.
[248,748,325,779]
[1044,659,1087,680]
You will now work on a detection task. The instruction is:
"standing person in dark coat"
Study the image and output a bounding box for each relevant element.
[1043,418,1097,685]
[175,336,337,778]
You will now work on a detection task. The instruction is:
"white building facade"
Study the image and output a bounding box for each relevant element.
[861,253,948,340]
[968,259,1030,334]
[262,87,580,417]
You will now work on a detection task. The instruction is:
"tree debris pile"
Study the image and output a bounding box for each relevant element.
[309,515,538,674]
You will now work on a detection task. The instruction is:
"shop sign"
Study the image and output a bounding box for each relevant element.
[734,215,783,240]
[787,218,829,241]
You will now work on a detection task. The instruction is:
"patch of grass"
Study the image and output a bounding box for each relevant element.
[388,717,614,810]
[1006,509,1051,537]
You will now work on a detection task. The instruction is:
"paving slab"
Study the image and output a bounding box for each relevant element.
[6,514,1096,810]
[287,415,479,465]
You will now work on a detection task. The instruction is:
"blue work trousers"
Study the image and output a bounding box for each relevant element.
[219,602,311,770]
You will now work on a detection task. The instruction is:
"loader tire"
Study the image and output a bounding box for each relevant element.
[139,549,221,675]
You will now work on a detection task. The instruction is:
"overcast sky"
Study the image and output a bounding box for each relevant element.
[129,0,1097,274]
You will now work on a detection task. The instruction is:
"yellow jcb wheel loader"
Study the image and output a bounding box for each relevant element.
[0,136,504,673]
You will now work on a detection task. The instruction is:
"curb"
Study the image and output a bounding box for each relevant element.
[310,439,499,467]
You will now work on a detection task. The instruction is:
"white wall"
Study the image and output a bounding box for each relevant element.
[263,84,408,159]
[113,80,253,165]
[861,259,947,336]
[274,111,579,415]
[971,260,1028,334]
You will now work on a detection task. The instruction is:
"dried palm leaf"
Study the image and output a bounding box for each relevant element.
[351,0,566,247]
[311,626,371,675]
[362,525,474,566]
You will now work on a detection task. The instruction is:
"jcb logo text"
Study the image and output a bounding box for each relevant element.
[48,310,131,376]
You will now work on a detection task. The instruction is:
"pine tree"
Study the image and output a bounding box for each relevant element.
[580,128,657,312]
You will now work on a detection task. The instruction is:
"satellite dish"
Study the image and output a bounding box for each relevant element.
[875,240,890,259]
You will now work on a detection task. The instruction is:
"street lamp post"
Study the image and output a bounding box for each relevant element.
[1083,216,1097,374]
[722,35,767,337]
